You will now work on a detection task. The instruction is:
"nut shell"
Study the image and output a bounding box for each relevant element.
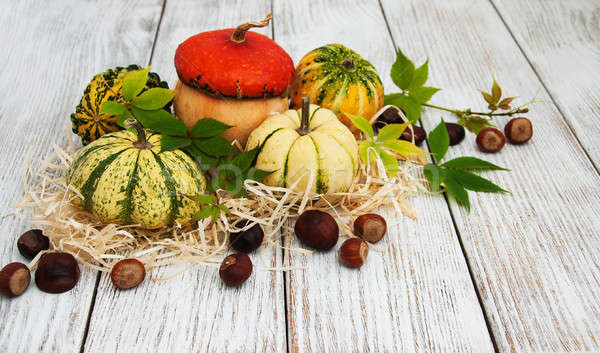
[445,123,465,146]
[17,229,49,260]
[229,220,264,253]
[400,125,426,146]
[111,259,146,290]
[219,253,253,286]
[294,210,339,250]
[505,117,533,144]
[338,238,369,268]
[353,214,387,243]
[0,262,31,297]
[35,252,80,294]
[476,127,506,153]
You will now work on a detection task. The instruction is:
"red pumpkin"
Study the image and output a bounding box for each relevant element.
[173,14,295,146]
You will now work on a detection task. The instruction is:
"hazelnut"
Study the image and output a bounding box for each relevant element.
[229,220,264,253]
[111,259,146,290]
[445,123,465,146]
[353,214,387,243]
[399,125,426,146]
[294,210,339,250]
[338,238,369,268]
[505,117,533,144]
[0,262,31,297]
[219,253,252,286]
[17,229,49,260]
[35,252,80,293]
[374,107,406,132]
[476,127,506,153]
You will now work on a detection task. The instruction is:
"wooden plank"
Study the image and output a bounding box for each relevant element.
[272,1,495,352]
[380,0,600,351]
[491,0,600,170]
[0,0,163,352]
[82,1,287,352]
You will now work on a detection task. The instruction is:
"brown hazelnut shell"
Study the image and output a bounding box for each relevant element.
[294,210,339,250]
[338,238,369,268]
[35,252,80,294]
[0,262,31,297]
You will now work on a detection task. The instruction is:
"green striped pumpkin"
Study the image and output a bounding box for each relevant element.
[246,104,358,194]
[66,123,206,229]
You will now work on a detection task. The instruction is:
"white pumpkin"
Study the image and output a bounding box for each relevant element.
[246,103,358,193]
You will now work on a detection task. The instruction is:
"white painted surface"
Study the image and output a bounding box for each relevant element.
[1,0,599,352]
[380,0,600,351]
[0,0,163,352]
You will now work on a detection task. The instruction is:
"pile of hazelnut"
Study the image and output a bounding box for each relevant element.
[0,229,148,298]
[375,107,533,153]
[218,211,387,287]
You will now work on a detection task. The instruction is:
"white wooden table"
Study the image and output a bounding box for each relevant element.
[1,1,599,352]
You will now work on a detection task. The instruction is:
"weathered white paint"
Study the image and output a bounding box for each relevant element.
[82,1,287,353]
[492,0,600,170]
[380,0,600,351]
[273,0,494,352]
[0,0,163,352]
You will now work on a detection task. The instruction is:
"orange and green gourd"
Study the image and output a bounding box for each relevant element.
[70,65,170,145]
[290,44,384,137]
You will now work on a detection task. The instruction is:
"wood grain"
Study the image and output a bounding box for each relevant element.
[82,1,287,352]
[0,0,163,352]
[492,0,600,170]
[273,0,495,352]
[380,0,600,351]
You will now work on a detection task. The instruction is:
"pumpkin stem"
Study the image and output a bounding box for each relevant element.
[340,58,356,71]
[297,96,311,136]
[230,13,273,43]
[125,118,152,149]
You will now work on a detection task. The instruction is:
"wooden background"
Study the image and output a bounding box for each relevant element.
[0,0,599,352]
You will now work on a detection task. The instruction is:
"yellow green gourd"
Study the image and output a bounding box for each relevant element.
[246,100,358,194]
[67,120,206,229]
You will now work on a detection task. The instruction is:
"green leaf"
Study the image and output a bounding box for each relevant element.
[161,135,191,152]
[442,157,509,171]
[184,144,218,170]
[423,163,445,191]
[122,67,150,101]
[100,101,126,115]
[444,173,470,211]
[193,136,237,156]
[131,107,188,136]
[428,119,450,162]
[195,206,221,221]
[408,59,429,91]
[231,148,259,171]
[245,167,272,181]
[190,118,232,138]
[383,94,422,122]
[498,97,515,110]
[409,86,440,104]
[447,169,507,193]
[390,48,415,90]
[491,79,502,103]
[116,109,134,128]
[345,112,374,139]
[381,139,429,156]
[193,194,217,204]
[376,122,409,142]
[358,141,377,165]
[480,91,495,105]
[375,147,399,177]
[457,115,495,134]
[132,88,175,110]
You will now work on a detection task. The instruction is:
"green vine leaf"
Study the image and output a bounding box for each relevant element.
[358,141,376,166]
[408,59,429,91]
[423,163,445,192]
[376,122,410,142]
[457,115,495,134]
[132,88,176,110]
[190,118,232,138]
[131,107,187,137]
[446,169,507,193]
[161,135,191,152]
[409,86,440,105]
[381,139,429,156]
[100,101,126,115]
[390,48,415,90]
[491,79,502,103]
[122,67,150,101]
[428,119,450,162]
[193,136,237,157]
[441,157,509,171]
[444,173,470,211]
[383,94,422,122]
[345,112,374,139]
[375,146,399,177]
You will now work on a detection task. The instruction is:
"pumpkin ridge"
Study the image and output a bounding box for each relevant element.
[151,151,179,223]
[117,151,141,224]
[322,131,356,174]
[257,127,285,154]
[308,135,327,194]
[170,151,205,192]
[331,77,349,113]
[67,142,125,180]
[80,148,131,212]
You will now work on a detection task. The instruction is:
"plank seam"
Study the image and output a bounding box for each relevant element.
[79,272,101,353]
[149,0,168,65]
[488,0,600,175]
[377,1,500,351]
